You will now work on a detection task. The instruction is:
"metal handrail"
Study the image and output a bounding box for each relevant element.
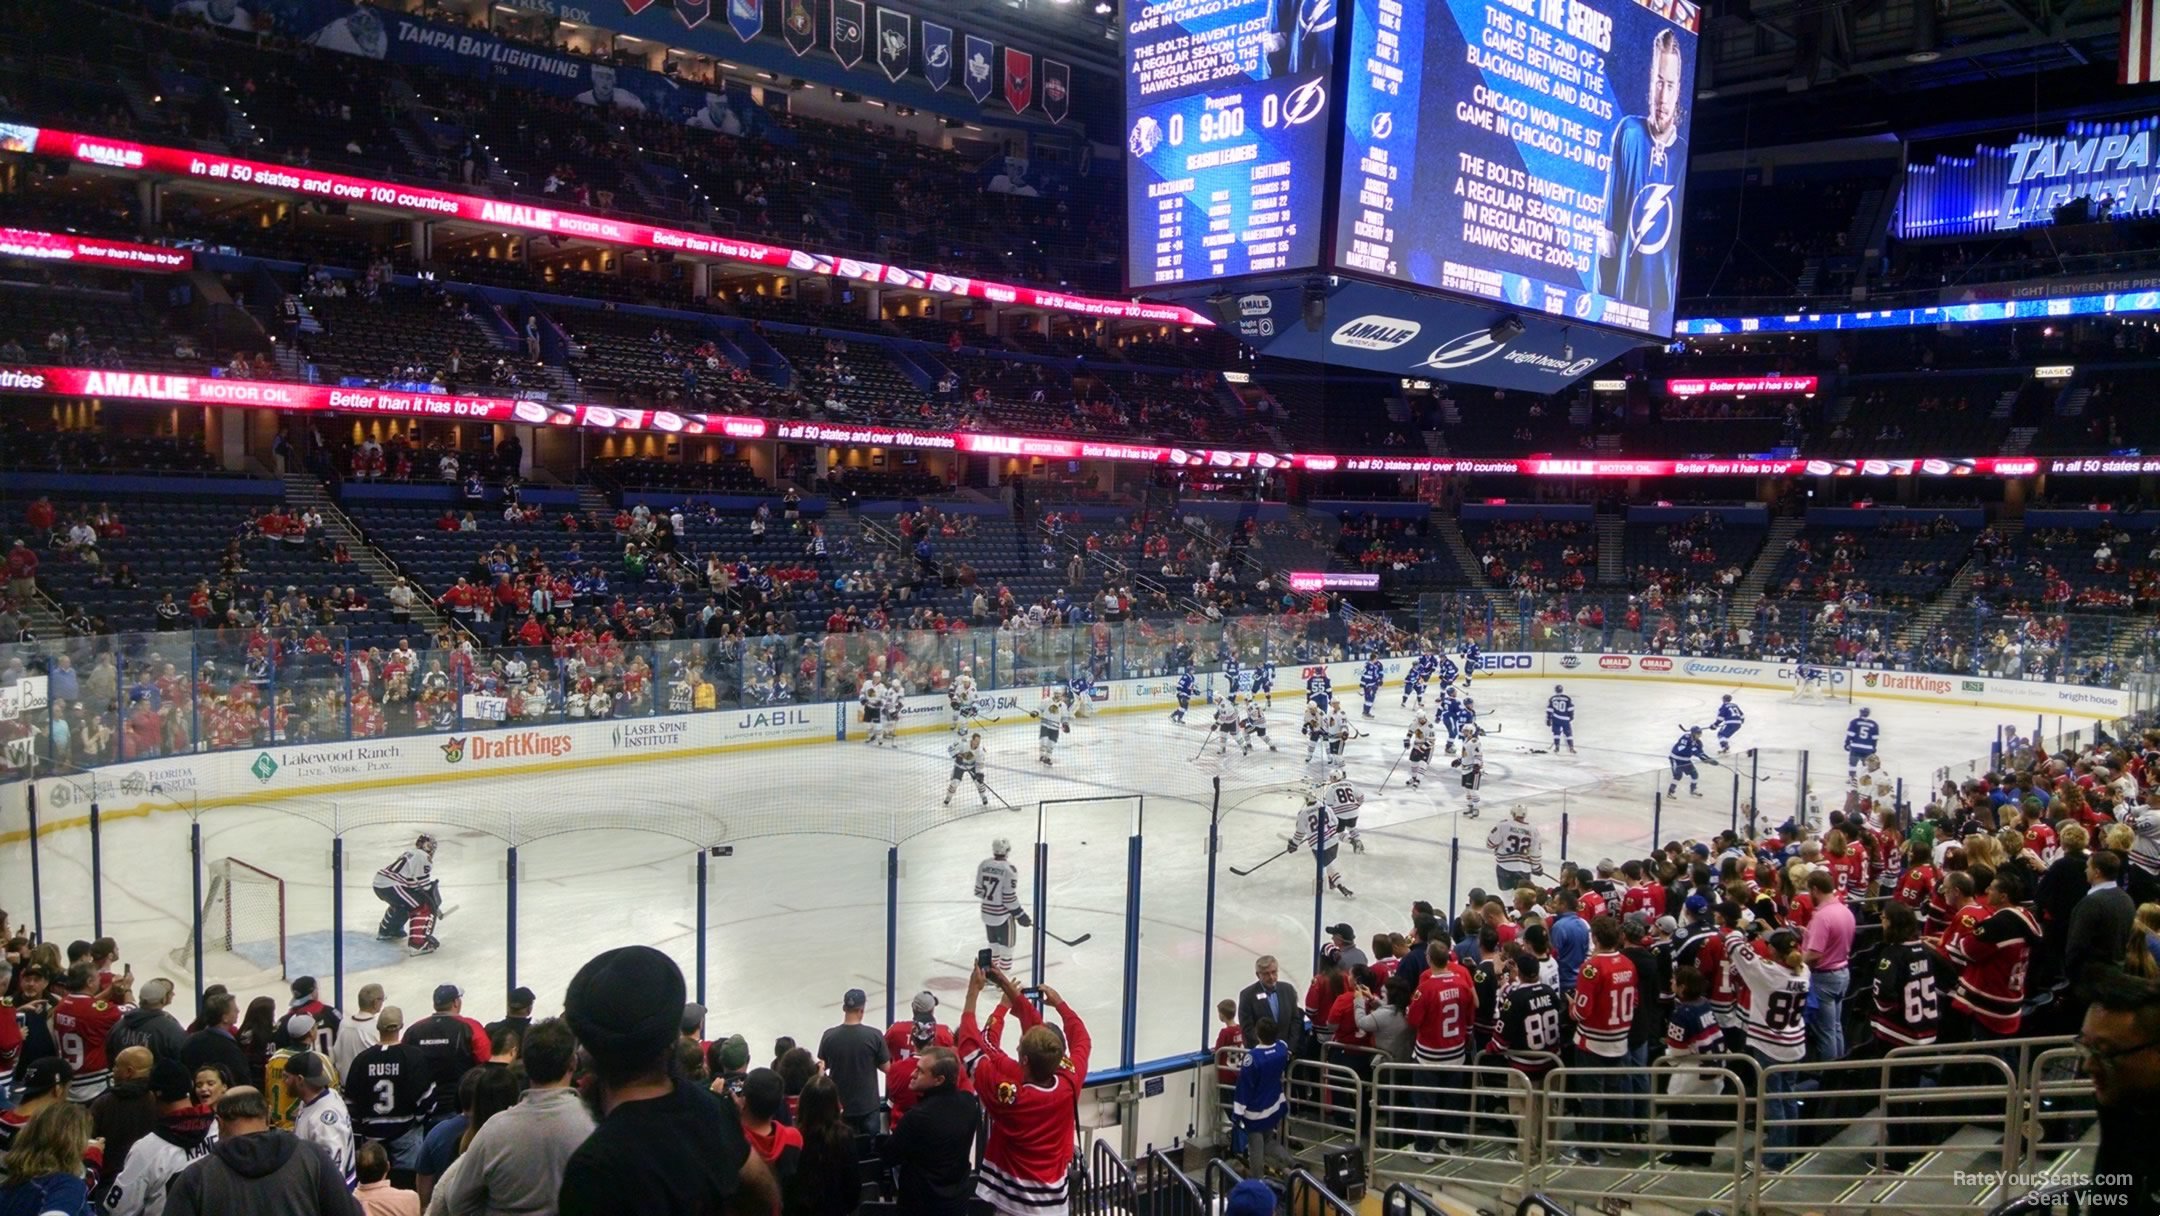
[1075,1138,1137,1216]
[1142,1147,1206,1216]
[2021,1045,2099,1171]
[1286,1170,1356,1216]
[1757,1052,2021,1213]
[1282,1058,1365,1164]
[1367,1061,1539,1196]
[1535,1062,1749,1210]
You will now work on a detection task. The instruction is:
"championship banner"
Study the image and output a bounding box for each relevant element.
[964,34,995,102]
[1040,58,1070,124]
[1003,47,1033,113]
[622,0,657,14]
[921,20,954,90]
[677,0,711,30]
[783,0,817,55]
[0,228,192,272]
[832,0,865,67]
[727,0,762,40]
[876,7,910,81]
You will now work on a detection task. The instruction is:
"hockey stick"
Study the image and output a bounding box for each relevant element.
[1045,929,1093,947]
[979,779,1020,813]
[1377,746,1408,793]
[1229,849,1291,877]
[1190,725,1219,762]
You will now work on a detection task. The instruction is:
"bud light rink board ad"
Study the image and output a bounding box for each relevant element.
[1335,0,1699,337]
[1123,0,1335,288]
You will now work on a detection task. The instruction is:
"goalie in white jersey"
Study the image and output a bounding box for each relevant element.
[1487,805,1544,891]
[1287,795,1356,898]
[975,838,1030,973]
[946,731,990,806]
[373,835,443,954]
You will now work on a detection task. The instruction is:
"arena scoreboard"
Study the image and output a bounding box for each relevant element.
[1123,0,1335,288]
[1124,0,1700,343]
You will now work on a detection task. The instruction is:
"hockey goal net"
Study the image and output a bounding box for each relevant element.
[1789,668,1848,704]
[167,858,287,979]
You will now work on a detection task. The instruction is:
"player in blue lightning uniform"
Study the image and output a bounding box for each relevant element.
[1595,29,1687,324]
[1544,684,1576,755]
[1304,666,1331,711]
[1256,657,1277,707]
[1401,652,1434,708]
[1172,667,1198,724]
[1440,690,1475,754]
[1713,694,1746,755]
[1457,641,1481,687]
[1434,651,1460,698]
[1843,707,1880,779]
[1359,656,1385,718]
[1667,726,1716,797]
[1224,654,1244,699]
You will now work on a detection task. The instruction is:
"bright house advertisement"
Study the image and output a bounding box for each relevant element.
[1335,0,1700,337]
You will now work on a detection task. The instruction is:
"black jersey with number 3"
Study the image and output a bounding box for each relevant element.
[1869,941,1943,1047]
[346,1042,438,1142]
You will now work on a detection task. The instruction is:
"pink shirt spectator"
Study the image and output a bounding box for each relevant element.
[356,1179,420,1216]
[1802,897,1856,973]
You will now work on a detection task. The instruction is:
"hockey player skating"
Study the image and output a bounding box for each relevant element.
[1171,667,1198,724]
[1322,702,1354,764]
[946,731,991,807]
[1256,658,1277,708]
[373,835,444,955]
[1714,694,1745,754]
[1667,726,1719,797]
[1454,724,1486,818]
[1316,766,1366,854]
[1459,640,1482,686]
[975,838,1031,973]
[860,675,886,746]
[1401,652,1433,708]
[1037,691,1073,766]
[1239,696,1279,755]
[1304,666,1331,711]
[1210,694,1242,757]
[1287,794,1356,897]
[1435,651,1460,700]
[1440,691,1476,754]
[1545,685,1576,754]
[1844,707,1880,779]
[1302,701,1326,762]
[1488,805,1544,891]
[1403,712,1437,789]
[949,668,981,722]
[878,677,906,743]
[1359,656,1384,718]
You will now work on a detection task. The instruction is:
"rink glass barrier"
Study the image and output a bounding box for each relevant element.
[1414,592,2160,686]
[0,619,2146,1062]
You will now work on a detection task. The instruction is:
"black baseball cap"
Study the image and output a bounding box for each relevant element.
[507,986,536,1012]
[20,1057,69,1095]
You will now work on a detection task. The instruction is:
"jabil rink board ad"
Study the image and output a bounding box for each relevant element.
[1123,0,1336,289]
[1334,0,1700,337]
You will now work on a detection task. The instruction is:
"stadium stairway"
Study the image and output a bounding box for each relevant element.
[1594,511,1626,586]
[288,473,463,645]
[1722,514,1805,630]
[1896,518,2014,649]
[1428,510,1485,589]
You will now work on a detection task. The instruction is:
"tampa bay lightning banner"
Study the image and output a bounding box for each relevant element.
[726,0,761,40]
[963,34,995,103]
[876,8,910,81]
[676,0,712,31]
[832,0,865,67]
[1040,58,1069,124]
[782,0,816,55]
[1003,48,1033,114]
[920,21,953,90]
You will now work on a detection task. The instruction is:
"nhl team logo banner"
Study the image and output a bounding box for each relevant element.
[963,33,994,102]
[782,0,817,56]
[621,0,657,14]
[876,7,910,81]
[1003,47,1033,114]
[727,0,762,41]
[676,0,711,30]
[1040,58,1069,124]
[921,21,954,91]
[832,0,866,67]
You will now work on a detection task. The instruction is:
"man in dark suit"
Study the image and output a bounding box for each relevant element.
[880,1046,979,1216]
[1237,956,1303,1059]
[2066,850,2138,1003]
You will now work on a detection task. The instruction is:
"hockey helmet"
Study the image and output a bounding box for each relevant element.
[992,837,1012,858]
[1555,684,1565,694]
[1721,694,1733,704]
[1859,707,1872,718]
[1511,804,1528,821]
[1328,765,1347,783]
[1689,726,1704,735]
[416,834,438,854]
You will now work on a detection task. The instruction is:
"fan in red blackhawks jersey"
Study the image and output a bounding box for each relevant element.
[1948,870,2041,1038]
[51,964,132,1101]
[957,965,1090,1216]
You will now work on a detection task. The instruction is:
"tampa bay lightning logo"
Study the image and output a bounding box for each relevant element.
[1414,329,1514,371]
[1630,183,1677,256]
[1129,116,1162,158]
[1370,111,1393,139]
[1283,78,1326,125]
[926,42,949,67]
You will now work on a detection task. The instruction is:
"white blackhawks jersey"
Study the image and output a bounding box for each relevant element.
[374,848,433,891]
[1214,699,1241,727]
[1407,720,1435,749]
[1318,779,1364,820]
[1303,704,1323,734]
[1459,735,1484,771]
[1487,820,1543,868]
[952,675,978,702]
[1322,707,1350,739]
[950,738,984,769]
[880,682,906,713]
[1242,702,1268,730]
[1289,802,1345,849]
[975,858,1021,923]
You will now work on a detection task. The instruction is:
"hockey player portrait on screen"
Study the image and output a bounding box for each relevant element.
[1595,29,1687,323]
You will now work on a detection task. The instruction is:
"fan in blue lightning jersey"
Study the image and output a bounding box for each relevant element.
[1545,684,1576,754]
[1667,726,1715,797]
[1171,668,1198,724]
[1255,658,1277,706]
[1359,656,1385,718]
[1713,694,1745,754]
[1844,707,1880,777]
[1401,653,1434,707]
[1304,667,1331,711]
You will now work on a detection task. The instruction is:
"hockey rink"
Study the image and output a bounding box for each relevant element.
[3,676,2046,1068]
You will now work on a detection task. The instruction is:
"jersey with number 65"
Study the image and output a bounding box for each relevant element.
[345,1041,436,1144]
[1869,940,1943,1046]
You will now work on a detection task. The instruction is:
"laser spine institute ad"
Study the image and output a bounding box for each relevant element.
[1336,0,1699,337]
